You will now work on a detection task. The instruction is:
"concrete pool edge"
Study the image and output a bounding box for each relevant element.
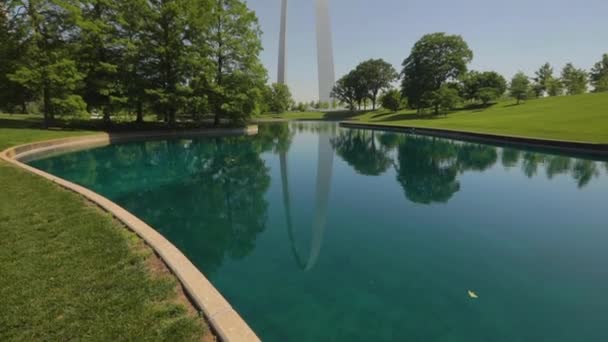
[0,127,261,342]
[340,121,608,157]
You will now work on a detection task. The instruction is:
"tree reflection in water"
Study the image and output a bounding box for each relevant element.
[331,129,606,204]
[331,129,392,176]
[114,137,271,275]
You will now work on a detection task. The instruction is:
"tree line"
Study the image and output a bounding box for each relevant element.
[331,32,608,115]
[0,0,271,127]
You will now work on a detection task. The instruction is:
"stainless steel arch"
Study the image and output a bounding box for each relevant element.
[280,129,334,271]
[277,0,336,103]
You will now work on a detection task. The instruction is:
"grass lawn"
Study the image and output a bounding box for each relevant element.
[261,92,608,143]
[0,114,207,341]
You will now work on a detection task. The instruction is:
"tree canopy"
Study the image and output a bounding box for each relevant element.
[401,33,473,112]
[590,54,608,93]
[510,72,530,104]
[1,0,267,126]
[561,63,588,95]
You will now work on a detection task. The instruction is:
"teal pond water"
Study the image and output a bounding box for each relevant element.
[29,122,608,341]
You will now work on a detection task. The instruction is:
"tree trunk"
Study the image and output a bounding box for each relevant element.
[136,101,143,123]
[42,85,50,128]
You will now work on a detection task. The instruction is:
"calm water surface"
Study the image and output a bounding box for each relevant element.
[29,122,608,341]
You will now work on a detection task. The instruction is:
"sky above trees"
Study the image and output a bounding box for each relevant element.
[248,0,608,102]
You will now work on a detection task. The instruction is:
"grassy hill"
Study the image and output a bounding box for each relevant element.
[260,92,608,143]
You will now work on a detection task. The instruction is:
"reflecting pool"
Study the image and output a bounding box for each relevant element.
[29,122,608,341]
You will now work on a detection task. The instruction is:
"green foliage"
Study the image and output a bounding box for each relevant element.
[561,63,588,95]
[401,32,473,110]
[1,0,267,126]
[590,54,608,92]
[205,0,267,125]
[547,78,564,96]
[295,102,307,112]
[264,83,293,113]
[426,84,461,115]
[6,0,86,126]
[462,71,507,103]
[354,59,398,110]
[533,62,554,96]
[510,72,530,104]
[477,87,499,105]
[331,71,358,110]
[76,0,124,122]
[380,89,401,111]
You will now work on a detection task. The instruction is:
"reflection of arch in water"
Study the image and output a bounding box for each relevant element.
[280,129,334,271]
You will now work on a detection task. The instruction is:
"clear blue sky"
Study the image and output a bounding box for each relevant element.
[247,0,608,102]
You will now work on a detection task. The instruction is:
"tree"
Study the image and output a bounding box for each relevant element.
[264,83,293,113]
[401,32,473,111]
[139,0,196,125]
[426,84,461,115]
[116,0,153,123]
[76,0,125,123]
[547,77,563,96]
[205,0,267,125]
[295,102,307,112]
[380,89,401,111]
[331,71,358,110]
[0,2,33,113]
[7,0,87,126]
[533,62,554,96]
[561,63,587,95]
[510,72,530,104]
[477,87,499,105]
[461,71,507,103]
[590,54,608,92]
[355,59,397,110]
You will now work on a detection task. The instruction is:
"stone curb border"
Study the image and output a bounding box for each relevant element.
[0,127,261,342]
[340,122,608,157]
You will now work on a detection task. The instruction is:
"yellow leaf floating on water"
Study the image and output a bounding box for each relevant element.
[468,290,478,299]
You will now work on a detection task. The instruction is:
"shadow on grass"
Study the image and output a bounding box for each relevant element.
[377,113,445,122]
[0,114,242,133]
[321,110,371,121]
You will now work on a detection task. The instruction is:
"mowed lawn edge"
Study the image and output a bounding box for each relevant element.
[0,118,208,341]
[259,92,608,144]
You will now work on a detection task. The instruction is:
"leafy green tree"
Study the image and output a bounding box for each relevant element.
[380,89,401,111]
[590,54,608,92]
[462,71,507,103]
[510,72,530,104]
[533,62,554,96]
[205,0,266,125]
[561,63,587,95]
[401,32,473,111]
[547,77,564,96]
[355,58,397,110]
[331,72,358,110]
[76,0,125,123]
[264,83,293,113]
[0,3,33,113]
[478,87,499,105]
[115,0,151,123]
[426,84,461,115]
[7,0,87,126]
[295,102,307,112]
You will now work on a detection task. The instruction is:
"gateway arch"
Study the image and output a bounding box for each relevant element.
[277,0,336,103]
